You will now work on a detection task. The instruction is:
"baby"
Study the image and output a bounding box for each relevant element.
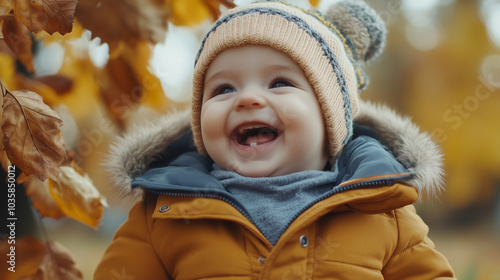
[95,1,455,279]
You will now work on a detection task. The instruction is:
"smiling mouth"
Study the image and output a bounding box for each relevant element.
[233,124,279,146]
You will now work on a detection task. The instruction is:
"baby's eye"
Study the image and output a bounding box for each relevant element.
[270,79,293,88]
[216,86,236,95]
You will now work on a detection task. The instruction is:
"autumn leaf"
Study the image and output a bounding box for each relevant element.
[75,0,169,48]
[0,236,83,280]
[47,162,108,228]
[20,172,65,219]
[308,0,320,7]
[99,42,171,127]
[34,75,74,96]
[0,82,67,181]
[100,50,143,127]
[0,150,10,170]
[12,0,78,35]
[1,13,34,72]
[34,17,84,44]
[0,1,14,16]
[167,0,211,26]
[26,240,83,280]
[168,0,235,26]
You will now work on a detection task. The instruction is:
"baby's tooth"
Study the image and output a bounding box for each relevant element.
[250,142,257,147]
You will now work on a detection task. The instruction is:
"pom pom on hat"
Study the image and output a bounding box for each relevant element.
[325,0,387,63]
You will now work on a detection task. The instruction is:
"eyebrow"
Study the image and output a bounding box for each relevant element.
[204,69,235,85]
[205,64,301,84]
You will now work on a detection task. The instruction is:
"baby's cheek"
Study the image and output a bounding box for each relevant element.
[200,106,221,138]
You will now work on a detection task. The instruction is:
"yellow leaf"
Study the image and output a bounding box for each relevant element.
[129,42,170,112]
[47,163,108,228]
[0,53,17,89]
[100,42,170,127]
[309,0,320,8]
[167,0,235,26]
[168,0,211,26]
[20,173,65,219]
[13,0,78,35]
[0,82,67,181]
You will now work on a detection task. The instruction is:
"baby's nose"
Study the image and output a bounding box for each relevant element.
[234,87,266,111]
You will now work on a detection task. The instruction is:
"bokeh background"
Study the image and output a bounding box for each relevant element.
[1,0,499,279]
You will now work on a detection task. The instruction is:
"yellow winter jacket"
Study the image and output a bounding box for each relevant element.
[94,102,455,279]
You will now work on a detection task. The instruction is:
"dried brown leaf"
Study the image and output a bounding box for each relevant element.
[20,172,65,219]
[13,0,78,35]
[9,239,83,280]
[47,162,108,228]
[101,42,170,125]
[75,0,168,47]
[1,13,34,72]
[0,1,14,16]
[26,241,83,280]
[34,75,74,96]
[0,150,11,171]
[100,52,143,127]
[1,83,67,181]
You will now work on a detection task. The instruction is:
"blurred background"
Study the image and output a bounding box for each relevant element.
[0,0,499,279]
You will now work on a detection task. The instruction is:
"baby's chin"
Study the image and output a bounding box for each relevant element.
[221,161,297,178]
[224,165,274,178]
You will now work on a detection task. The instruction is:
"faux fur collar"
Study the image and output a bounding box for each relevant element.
[354,101,444,199]
[104,101,444,199]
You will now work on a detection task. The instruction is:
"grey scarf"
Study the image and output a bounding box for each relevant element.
[210,164,339,245]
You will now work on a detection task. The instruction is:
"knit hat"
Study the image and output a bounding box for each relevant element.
[191,0,386,157]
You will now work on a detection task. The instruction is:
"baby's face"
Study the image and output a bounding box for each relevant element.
[201,45,328,177]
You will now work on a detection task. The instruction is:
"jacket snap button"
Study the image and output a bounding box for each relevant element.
[300,235,308,247]
[159,206,170,213]
[258,257,266,264]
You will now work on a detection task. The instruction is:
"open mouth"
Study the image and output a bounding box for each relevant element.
[233,124,279,147]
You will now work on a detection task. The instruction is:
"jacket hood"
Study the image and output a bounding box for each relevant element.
[104,101,444,199]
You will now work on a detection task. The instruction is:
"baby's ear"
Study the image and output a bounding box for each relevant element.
[325,0,387,64]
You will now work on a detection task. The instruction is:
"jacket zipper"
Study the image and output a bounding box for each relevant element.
[144,174,411,244]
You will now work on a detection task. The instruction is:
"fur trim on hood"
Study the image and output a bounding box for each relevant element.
[104,101,444,199]
[354,101,445,199]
